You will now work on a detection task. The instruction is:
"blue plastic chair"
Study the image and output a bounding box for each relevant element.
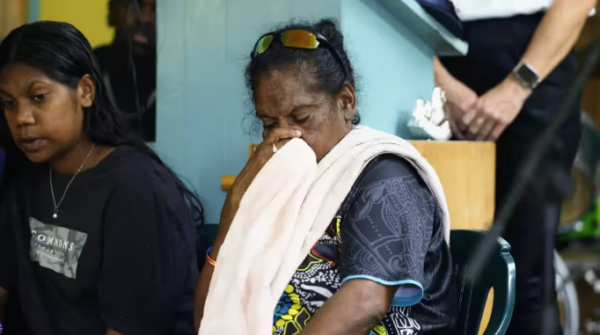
[450,230,516,335]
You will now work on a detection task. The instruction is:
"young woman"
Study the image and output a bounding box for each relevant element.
[195,19,458,335]
[0,21,202,335]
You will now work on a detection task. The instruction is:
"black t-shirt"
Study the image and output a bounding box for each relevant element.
[0,146,198,335]
[272,155,458,335]
[94,45,156,142]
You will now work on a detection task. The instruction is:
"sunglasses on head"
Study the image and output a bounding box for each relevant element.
[250,29,348,78]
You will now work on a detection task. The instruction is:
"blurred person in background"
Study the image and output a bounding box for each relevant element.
[95,0,156,142]
[435,0,597,334]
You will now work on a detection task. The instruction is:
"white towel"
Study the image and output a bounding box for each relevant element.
[199,126,450,335]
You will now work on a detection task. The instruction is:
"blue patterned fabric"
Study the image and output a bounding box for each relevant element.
[272,155,458,335]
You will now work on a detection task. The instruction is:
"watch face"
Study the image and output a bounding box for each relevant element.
[517,64,539,87]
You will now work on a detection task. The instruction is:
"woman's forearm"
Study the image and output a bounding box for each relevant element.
[194,133,297,330]
[194,192,241,330]
[194,264,214,330]
[521,0,596,80]
[300,280,395,335]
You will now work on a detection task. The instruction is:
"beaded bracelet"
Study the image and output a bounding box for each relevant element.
[206,247,217,267]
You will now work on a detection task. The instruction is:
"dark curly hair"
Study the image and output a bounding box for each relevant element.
[245,18,360,127]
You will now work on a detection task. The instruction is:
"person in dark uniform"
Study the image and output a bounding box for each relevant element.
[94,0,156,142]
[435,0,597,334]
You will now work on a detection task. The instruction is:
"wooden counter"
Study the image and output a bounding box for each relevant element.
[409,140,496,230]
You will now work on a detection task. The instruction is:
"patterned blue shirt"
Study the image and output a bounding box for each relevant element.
[272,155,457,335]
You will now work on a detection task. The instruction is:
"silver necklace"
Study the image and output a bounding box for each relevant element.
[49,144,95,219]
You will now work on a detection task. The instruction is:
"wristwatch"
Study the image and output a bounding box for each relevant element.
[512,62,540,89]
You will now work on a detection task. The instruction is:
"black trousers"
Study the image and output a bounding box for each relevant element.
[441,13,581,335]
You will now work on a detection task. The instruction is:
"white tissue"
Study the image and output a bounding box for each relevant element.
[407,87,452,141]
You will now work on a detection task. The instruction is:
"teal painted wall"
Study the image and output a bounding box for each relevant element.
[342,0,433,136]
[157,0,434,224]
[28,0,39,22]
[156,0,341,224]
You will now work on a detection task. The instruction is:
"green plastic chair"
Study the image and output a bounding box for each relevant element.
[450,230,516,335]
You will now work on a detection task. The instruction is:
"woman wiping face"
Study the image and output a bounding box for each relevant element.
[251,56,356,162]
[196,19,458,335]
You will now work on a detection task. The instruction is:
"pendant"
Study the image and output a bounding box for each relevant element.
[53,212,58,219]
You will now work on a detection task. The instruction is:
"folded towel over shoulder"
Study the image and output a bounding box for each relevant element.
[199,127,450,335]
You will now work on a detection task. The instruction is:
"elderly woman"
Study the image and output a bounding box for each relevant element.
[195,19,458,335]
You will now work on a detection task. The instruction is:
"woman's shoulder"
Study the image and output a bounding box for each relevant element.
[102,147,192,217]
[342,154,437,214]
[101,146,179,197]
[354,154,426,189]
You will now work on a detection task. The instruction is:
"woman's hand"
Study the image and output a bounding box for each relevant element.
[442,77,479,140]
[194,128,301,330]
[229,128,302,201]
[464,76,530,141]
